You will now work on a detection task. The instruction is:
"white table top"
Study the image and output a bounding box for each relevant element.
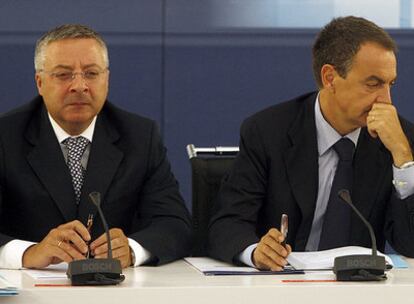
[0,258,413,304]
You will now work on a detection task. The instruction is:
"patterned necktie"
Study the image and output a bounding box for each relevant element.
[318,137,355,250]
[63,136,89,204]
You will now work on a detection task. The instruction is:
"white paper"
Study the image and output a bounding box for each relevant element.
[185,257,260,273]
[23,263,68,280]
[0,274,18,290]
[287,246,393,270]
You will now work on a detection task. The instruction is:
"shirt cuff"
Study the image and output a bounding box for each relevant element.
[393,164,414,199]
[127,238,152,267]
[236,243,257,268]
[0,240,36,269]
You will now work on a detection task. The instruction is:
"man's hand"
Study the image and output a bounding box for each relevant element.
[90,228,131,268]
[252,228,292,271]
[22,220,90,269]
[367,103,413,167]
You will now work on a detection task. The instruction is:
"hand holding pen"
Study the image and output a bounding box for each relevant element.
[252,213,292,271]
[22,220,91,269]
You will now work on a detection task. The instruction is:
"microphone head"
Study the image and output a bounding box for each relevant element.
[338,189,352,204]
[89,192,101,207]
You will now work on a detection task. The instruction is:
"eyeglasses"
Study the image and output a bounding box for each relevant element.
[39,68,108,83]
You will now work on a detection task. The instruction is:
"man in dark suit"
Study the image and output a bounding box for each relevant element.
[0,24,191,269]
[208,16,414,270]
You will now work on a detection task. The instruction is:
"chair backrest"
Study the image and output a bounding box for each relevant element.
[186,144,239,256]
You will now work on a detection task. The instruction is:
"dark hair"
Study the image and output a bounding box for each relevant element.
[312,16,397,88]
[35,24,108,71]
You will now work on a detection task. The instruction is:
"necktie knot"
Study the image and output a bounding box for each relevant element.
[333,138,355,161]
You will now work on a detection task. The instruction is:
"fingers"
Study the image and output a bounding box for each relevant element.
[93,243,131,269]
[22,220,90,269]
[368,103,396,123]
[54,229,89,255]
[89,233,108,249]
[55,237,87,260]
[50,220,90,256]
[90,228,124,250]
[90,228,131,268]
[94,244,130,260]
[366,112,378,138]
[252,228,291,271]
[58,220,91,242]
[92,236,126,256]
[367,103,412,166]
[49,246,76,264]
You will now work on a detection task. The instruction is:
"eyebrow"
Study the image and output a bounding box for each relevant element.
[364,75,396,84]
[51,63,103,70]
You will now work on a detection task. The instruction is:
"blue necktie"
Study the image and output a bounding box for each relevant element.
[64,136,89,204]
[318,138,355,250]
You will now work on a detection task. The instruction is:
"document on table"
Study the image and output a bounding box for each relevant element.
[23,262,70,285]
[184,257,304,275]
[287,246,394,271]
[0,274,18,296]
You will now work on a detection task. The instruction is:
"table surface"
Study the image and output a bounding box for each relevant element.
[0,258,413,304]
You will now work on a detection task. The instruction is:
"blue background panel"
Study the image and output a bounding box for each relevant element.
[164,32,317,205]
[0,1,414,210]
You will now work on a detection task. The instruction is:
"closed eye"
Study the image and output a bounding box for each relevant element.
[84,70,100,79]
[52,71,72,80]
[366,82,381,88]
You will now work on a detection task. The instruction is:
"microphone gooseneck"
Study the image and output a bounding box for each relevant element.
[338,189,377,257]
[89,192,113,259]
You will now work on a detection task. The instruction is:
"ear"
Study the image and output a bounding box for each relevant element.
[320,64,336,91]
[35,73,43,95]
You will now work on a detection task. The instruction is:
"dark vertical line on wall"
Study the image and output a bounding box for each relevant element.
[160,0,167,138]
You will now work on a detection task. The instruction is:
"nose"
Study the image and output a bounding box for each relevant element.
[376,85,392,104]
[69,73,89,93]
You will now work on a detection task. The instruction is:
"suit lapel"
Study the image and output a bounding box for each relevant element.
[283,94,319,250]
[351,129,390,240]
[76,112,124,226]
[26,106,77,222]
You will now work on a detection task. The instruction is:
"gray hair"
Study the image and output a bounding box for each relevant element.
[34,24,109,71]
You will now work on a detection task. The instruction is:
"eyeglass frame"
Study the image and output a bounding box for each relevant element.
[38,67,109,83]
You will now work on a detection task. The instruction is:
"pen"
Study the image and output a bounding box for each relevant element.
[280,213,288,247]
[86,214,94,258]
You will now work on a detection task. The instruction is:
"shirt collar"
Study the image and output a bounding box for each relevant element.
[48,113,96,144]
[315,94,360,156]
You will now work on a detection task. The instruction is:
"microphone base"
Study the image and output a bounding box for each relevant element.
[67,258,124,285]
[333,254,386,281]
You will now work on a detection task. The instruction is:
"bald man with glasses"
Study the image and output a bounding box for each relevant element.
[0,24,191,269]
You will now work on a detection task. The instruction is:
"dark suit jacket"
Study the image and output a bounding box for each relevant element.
[208,91,414,263]
[0,96,191,265]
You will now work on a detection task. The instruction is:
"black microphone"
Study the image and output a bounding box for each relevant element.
[333,189,387,281]
[89,192,112,259]
[66,192,125,285]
